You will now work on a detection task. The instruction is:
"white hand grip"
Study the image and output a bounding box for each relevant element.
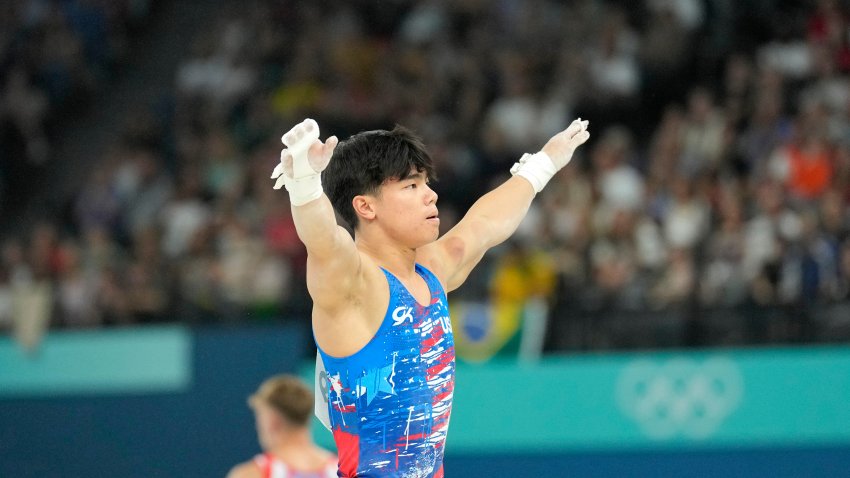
[282,118,321,179]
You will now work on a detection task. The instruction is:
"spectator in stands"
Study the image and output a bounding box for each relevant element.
[3,0,849,351]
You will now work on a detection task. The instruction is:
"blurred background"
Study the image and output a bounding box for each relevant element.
[1,0,849,476]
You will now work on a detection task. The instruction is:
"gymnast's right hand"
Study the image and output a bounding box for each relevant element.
[271,119,339,205]
[272,118,338,188]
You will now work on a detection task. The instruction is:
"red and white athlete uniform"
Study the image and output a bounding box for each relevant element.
[253,452,337,478]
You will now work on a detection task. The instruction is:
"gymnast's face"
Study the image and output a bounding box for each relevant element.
[355,169,440,247]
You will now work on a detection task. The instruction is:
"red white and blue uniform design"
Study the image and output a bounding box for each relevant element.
[316,264,455,478]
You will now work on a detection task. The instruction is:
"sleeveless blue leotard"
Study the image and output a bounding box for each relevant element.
[316,264,455,478]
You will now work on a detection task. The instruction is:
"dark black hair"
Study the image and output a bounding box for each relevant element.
[323,125,435,229]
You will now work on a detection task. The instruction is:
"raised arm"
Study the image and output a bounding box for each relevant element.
[421,118,590,292]
[271,119,361,310]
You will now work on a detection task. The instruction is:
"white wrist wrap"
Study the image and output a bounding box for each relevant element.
[284,174,323,206]
[510,151,558,193]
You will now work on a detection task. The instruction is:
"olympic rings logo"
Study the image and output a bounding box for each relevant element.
[616,357,744,440]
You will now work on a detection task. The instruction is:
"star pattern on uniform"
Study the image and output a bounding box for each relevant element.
[358,363,397,405]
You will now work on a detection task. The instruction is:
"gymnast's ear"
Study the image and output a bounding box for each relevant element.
[352,195,376,222]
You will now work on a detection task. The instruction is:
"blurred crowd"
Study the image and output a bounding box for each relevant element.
[0,0,153,218]
[1,0,849,350]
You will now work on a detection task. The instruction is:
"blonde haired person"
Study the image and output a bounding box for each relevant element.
[227,375,337,478]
